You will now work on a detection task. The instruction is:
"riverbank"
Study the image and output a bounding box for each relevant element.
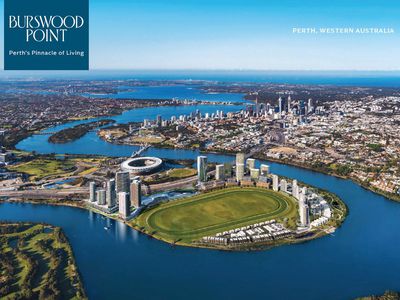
[48,119,116,144]
[0,198,87,210]
[131,222,333,252]
[3,110,123,149]
[5,98,214,149]
[254,154,400,203]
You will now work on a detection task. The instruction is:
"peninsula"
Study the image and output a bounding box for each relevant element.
[0,222,86,299]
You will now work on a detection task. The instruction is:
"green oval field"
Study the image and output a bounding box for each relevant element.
[134,187,298,244]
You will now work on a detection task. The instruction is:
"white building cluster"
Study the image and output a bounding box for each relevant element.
[202,220,292,246]
[270,174,333,229]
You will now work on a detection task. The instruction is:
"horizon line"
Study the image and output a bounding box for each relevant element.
[2,69,400,73]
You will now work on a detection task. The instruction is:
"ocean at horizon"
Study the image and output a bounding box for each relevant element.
[1,70,400,87]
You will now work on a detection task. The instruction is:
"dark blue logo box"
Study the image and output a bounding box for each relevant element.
[4,0,89,70]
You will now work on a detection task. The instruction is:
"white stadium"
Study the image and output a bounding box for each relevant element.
[121,157,163,175]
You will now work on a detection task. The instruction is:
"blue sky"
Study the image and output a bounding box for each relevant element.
[1,0,400,70]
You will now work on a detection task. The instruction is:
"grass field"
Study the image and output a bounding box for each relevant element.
[7,156,105,181]
[7,159,76,181]
[167,168,197,178]
[134,187,297,244]
[0,223,86,299]
[132,135,164,144]
[144,167,197,185]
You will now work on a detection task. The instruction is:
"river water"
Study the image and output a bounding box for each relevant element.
[2,82,400,299]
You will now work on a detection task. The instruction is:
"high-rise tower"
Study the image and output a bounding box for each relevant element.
[89,181,96,202]
[197,156,208,182]
[299,193,310,227]
[116,171,130,194]
[106,179,116,208]
[130,179,142,208]
[215,164,225,181]
[118,192,130,219]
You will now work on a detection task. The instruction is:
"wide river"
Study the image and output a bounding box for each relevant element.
[2,84,400,299]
